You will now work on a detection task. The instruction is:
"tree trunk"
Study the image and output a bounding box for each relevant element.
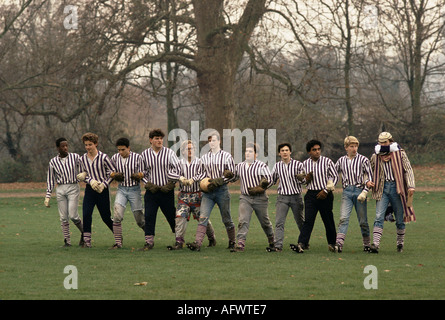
[192,0,266,135]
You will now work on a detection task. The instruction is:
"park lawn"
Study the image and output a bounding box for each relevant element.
[0,191,444,300]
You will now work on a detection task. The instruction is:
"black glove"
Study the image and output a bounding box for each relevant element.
[145,182,160,193]
[131,172,144,181]
[248,186,265,196]
[112,172,125,182]
[316,190,327,200]
[305,172,313,184]
[160,181,176,193]
[223,170,234,180]
[259,177,269,189]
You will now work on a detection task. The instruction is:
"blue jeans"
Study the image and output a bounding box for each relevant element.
[374,181,405,230]
[198,184,234,230]
[338,186,369,237]
[115,185,143,212]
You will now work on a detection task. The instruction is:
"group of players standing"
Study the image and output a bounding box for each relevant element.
[45,129,415,254]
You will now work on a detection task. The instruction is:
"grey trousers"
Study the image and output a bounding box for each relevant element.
[274,194,304,249]
[236,194,274,247]
[56,184,81,224]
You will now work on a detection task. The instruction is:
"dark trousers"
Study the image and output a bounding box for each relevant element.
[144,190,176,236]
[298,190,337,246]
[82,184,113,233]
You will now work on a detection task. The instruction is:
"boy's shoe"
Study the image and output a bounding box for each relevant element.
[369,244,379,253]
[290,243,304,253]
[186,241,201,251]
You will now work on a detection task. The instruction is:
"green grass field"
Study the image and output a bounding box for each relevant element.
[1,190,444,301]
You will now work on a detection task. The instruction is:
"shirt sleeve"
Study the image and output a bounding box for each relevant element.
[46,162,56,198]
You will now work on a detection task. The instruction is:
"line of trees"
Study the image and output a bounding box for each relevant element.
[1,0,444,182]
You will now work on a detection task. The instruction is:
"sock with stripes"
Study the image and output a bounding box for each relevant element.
[113,222,123,247]
[396,229,405,246]
[194,224,207,247]
[336,233,346,248]
[83,232,92,247]
[372,226,383,248]
[145,235,154,245]
[61,222,71,245]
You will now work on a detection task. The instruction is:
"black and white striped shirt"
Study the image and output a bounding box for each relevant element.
[272,159,305,195]
[235,160,273,195]
[197,150,235,183]
[335,153,373,191]
[111,151,144,187]
[46,152,81,197]
[79,151,116,188]
[178,157,203,193]
[141,146,180,186]
[302,156,338,191]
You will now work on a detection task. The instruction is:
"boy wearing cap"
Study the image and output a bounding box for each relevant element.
[334,136,374,252]
[369,132,415,253]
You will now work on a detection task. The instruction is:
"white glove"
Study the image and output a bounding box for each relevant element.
[186,178,195,186]
[96,183,105,193]
[91,180,105,193]
[44,197,50,207]
[90,179,100,191]
[77,172,87,181]
[326,180,335,192]
[179,176,188,185]
[357,190,368,203]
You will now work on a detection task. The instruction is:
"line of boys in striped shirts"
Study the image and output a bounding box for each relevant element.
[45,131,415,254]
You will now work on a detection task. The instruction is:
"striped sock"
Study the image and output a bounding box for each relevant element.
[372,227,383,248]
[236,239,246,251]
[145,235,154,245]
[83,232,92,247]
[336,233,346,247]
[176,236,184,244]
[396,229,405,246]
[195,224,207,246]
[113,222,123,246]
[61,222,71,245]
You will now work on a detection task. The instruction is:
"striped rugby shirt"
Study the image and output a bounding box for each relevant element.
[111,151,144,187]
[141,146,180,186]
[46,152,81,198]
[335,153,373,191]
[235,159,273,195]
[272,159,305,195]
[302,156,338,192]
[178,157,204,193]
[197,149,236,183]
[79,151,116,188]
